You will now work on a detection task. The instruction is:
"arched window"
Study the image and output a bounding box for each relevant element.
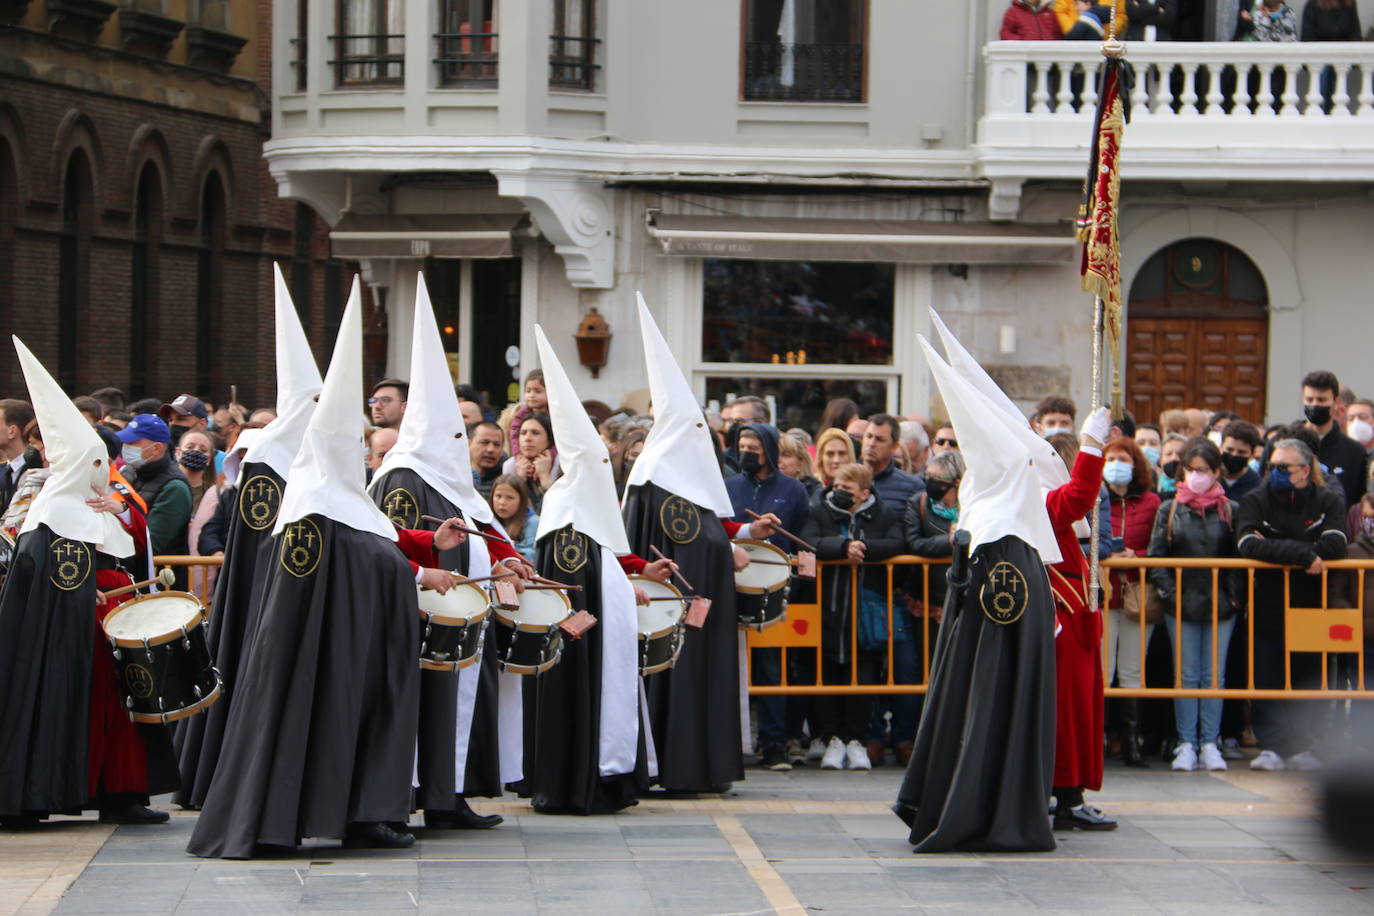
[196,172,226,397]
[58,150,93,391]
[291,201,313,333]
[131,162,163,400]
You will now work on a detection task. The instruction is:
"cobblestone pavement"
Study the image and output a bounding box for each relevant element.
[3,760,1372,915]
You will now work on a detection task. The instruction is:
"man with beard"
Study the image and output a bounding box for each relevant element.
[369,274,532,830]
[0,337,177,827]
[175,265,322,809]
[622,295,778,794]
[187,280,461,858]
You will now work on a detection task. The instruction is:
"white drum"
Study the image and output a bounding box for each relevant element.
[491,588,572,675]
[417,582,491,671]
[630,575,687,675]
[733,539,791,630]
[101,591,222,724]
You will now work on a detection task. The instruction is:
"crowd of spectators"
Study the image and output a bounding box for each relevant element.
[1000,0,1365,43]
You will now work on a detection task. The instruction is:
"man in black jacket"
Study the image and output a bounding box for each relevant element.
[1303,370,1368,510]
[0,398,41,516]
[1235,438,1347,772]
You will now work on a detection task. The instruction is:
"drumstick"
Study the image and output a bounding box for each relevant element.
[521,584,583,592]
[420,514,513,545]
[99,567,175,601]
[645,595,695,602]
[744,510,817,553]
[648,545,695,593]
[531,573,576,588]
[447,569,516,586]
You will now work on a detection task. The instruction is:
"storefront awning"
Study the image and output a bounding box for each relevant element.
[645,213,1077,264]
[330,214,526,259]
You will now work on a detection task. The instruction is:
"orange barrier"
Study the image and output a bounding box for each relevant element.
[152,555,223,614]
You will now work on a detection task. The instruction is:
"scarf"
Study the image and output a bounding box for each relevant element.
[1175,479,1231,525]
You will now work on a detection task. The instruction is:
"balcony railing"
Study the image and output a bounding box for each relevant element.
[549,34,598,91]
[743,41,863,102]
[329,32,405,86]
[435,28,498,87]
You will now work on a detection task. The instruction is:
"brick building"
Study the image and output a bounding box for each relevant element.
[0,0,358,410]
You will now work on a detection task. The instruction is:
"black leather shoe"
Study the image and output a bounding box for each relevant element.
[1053,803,1118,831]
[0,814,40,829]
[424,797,502,830]
[98,804,169,825]
[890,802,916,828]
[343,821,415,849]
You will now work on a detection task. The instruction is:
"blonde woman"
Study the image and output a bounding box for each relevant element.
[813,427,857,489]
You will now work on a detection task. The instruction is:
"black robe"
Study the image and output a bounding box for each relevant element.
[623,482,741,793]
[370,466,505,806]
[0,525,176,817]
[530,525,642,814]
[174,462,282,808]
[895,535,1057,853]
[186,517,420,858]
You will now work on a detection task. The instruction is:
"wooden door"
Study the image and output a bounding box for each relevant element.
[1126,317,1268,425]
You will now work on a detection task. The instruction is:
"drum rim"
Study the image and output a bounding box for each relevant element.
[638,622,682,641]
[494,590,572,631]
[627,574,683,599]
[129,679,222,725]
[496,651,562,676]
[733,538,791,591]
[422,605,491,627]
[103,591,207,648]
[419,653,482,672]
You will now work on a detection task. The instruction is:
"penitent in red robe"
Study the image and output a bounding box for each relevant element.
[1045,451,1106,792]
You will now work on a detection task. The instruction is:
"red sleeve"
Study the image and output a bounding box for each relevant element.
[120,509,148,557]
[721,519,744,538]
[396,528,437,575]
[1047,452,1105,530]
[479,521,522,563]
[618,553,647,575]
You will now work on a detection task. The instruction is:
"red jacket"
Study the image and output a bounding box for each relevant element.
[1107,488,1161,609]
[1001,0,1064,39]
[1046,450,1105,791]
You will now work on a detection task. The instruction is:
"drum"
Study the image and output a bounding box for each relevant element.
[100,590,222,724]
[734,539,791,631]
[630,575,687,676]
[418,582,491,672]
[491,587,571,675]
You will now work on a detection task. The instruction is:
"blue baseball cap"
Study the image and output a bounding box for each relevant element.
[116,413,171,444]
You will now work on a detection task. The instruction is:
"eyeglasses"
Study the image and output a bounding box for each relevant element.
[368,396,397,406]
[934,437,958,447]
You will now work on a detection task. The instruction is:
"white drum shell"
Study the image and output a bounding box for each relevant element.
[103,593,203,643]
[734,540,791,592]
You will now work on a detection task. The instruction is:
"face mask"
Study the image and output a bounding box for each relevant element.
[1304,404,1332,427]
[1141,446,1161,466]
[1042,426,1072,440]
[121,444,148,470]
[1207,430,1223,447]
[739,451,763,476]
[1103,460,1134,487]
[1161,459,1180,480]
[1221,452,1249,476]
[1268,467,1294,491]
[830,488,855,511]
[179,449,210,471]
[925,478,956,503]
[168,424,188,447]
[1349,418,1374,444]
[930,501,959,523]
[1361,515,1374,538]
[1185,470,1214,494]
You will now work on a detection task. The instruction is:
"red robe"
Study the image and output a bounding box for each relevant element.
[397,522,522,577]
[1046,451,1106,791]
[88,513,152,798]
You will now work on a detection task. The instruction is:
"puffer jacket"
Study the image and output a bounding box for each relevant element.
[1147,498,1243,623]
[802,488,904,664]
[1001,0,1063,40]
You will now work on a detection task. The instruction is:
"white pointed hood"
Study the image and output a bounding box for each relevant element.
[13,337,133,556]
[274,277,396,541]
[241,263,323,482]
[369,272,492,524]
[624,293,733,517]
[918,335,1061,564]
[533,325,630,554]
[928,307,1087,538]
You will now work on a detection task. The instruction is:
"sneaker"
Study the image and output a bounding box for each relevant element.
[1220,737,1245,761]
[1250,749,1287,771]
[1171,744,1198,772]
[785,738,807,767]
[845,740,872,771]
[760,744,792,772]
[1287,750,1324,772]
[807,737,827,761]
[820,737,845,770]
[1199,742,1228,771]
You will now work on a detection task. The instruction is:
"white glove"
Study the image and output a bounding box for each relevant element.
[1080,406,1113,447]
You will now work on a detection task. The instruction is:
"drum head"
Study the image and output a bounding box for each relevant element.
[498,588,571,627]
[417,582,490,621]
[734,540,791,591]
[103,592,204,644]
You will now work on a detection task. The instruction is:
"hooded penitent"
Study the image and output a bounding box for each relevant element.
[187,277,419,858]
[13,337,132,557]
[621,292,742,794]
[527,325,645,813]
[893,336,1058,853]
[240,264,323,483]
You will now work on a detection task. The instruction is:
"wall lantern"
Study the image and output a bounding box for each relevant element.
[574,307,612,378]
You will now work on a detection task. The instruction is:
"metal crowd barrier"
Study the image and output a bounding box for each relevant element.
[744,555,1374,699]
